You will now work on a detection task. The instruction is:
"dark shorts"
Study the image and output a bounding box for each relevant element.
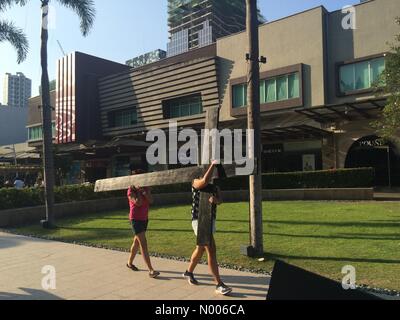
[130,220,149,235]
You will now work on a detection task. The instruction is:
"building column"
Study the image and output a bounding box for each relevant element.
[321,135,336,170]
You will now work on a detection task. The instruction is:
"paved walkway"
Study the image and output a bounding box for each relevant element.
[0,232,269,300]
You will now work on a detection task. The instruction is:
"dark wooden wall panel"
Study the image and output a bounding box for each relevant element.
[99,55,220,137]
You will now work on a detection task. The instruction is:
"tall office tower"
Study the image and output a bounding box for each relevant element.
[3,72,32,108]
[167,0,254,57]
[126,49,167,69]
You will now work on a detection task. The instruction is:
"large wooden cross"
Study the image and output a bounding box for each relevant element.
[94,106,250,245]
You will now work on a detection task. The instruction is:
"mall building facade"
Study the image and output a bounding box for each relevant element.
[27,0,400,186]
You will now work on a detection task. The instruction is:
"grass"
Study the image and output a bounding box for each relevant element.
[10,201,400,291]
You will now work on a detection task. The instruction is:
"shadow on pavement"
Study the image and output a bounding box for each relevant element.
[0,235,23,249]
[158,270,269,298]
[0,288,63,300]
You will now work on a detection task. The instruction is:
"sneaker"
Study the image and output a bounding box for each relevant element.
[126,263,139,272]
[183,271,199,285]
[149,270,160,278]
[215,283,232,295]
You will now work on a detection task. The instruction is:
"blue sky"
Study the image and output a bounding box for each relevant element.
[0,0,360,102]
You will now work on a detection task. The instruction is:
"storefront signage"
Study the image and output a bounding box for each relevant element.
[302,154,316,172]
[358,138,386,148]
[263,144,284,154]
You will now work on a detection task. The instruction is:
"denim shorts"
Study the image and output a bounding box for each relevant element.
[130,220,149,235]
[191,219,216,236]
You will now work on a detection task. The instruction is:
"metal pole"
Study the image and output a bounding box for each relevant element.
[387,146,392,189]
[12,144,17,166]
[12,144,18,178]
[246,0,263,256]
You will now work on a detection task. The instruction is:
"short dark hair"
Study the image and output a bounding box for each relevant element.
[132,169,146,175]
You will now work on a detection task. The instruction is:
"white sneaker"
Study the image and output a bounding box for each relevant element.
[216,283,232,295]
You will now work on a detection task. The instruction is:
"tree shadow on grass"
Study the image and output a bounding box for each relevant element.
[369,220,400,224]
[268,220,400,228]
[268,232,400,241]
[264,252,400,265]
[57,226,248,235]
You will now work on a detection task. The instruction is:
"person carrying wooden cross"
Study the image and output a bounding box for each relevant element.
[183,160,233,296]
[126,169,160,279]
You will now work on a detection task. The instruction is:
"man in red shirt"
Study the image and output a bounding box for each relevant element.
[127,169,160,278]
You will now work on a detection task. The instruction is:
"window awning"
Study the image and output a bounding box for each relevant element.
[0,165,42,174]
[295,98,386,123]
[261,125,331,141]
[54,139,151,155]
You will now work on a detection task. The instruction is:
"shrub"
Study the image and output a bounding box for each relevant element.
[217,167,375,190]
[0,168,374,210]
[0,184,124,211]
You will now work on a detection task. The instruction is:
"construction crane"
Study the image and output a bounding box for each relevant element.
[56,40,66,56]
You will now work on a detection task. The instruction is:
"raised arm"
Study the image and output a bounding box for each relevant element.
[209,186,222,205]
[129,187,143,207]
[142,187,154,205]
[192,160,219,190]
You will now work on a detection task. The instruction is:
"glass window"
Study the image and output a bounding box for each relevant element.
[288,73,300,99]
[232,71,301,108]
[260,80,266,104]
[190,101,202,115]
[277,76,288,101]
[113,108,137,128]
[164,94,203,119]
[355,61,370,90]
[170,105,180,118]
[370,57,385,85]
[28,122,56,141]
[233,84,247,108]
[266,79,276,103]
[340,64,354,93]
[339,56,385,93]
[180,101,191,117]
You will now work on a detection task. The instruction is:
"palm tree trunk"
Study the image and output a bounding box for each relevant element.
[40,0,56,228]
[246,0,263,255]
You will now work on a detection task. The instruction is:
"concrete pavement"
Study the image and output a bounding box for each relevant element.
[0,231,269,300]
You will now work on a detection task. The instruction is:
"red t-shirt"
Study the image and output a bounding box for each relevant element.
[127,187,150,221]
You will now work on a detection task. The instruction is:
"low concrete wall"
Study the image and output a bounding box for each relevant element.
[0,197,127,228]
[261,188,374,201]
[220,188,373,202]
[0,188,373,228]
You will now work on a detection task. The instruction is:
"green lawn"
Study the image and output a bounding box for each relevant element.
[11,201,400,290]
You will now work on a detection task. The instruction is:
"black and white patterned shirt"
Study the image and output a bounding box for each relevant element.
[191,184,218,221]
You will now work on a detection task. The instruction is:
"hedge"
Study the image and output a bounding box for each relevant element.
[0,185,124,211]
[216,167,375,190]
[0,168,374,211]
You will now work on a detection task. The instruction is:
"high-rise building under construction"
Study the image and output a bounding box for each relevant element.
[167,0,253,57]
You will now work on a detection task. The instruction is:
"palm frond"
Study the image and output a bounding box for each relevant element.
[0,0,28,12]
[0,19,28,63]
[56,0,95,36]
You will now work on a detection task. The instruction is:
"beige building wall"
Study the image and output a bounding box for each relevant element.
[326,0,400,105]
[217,6,327,122]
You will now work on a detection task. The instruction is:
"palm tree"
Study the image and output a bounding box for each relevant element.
[0,2,28,63]
[1,0,95,228]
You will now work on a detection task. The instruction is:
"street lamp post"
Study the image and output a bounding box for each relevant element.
[4,144,18,177]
